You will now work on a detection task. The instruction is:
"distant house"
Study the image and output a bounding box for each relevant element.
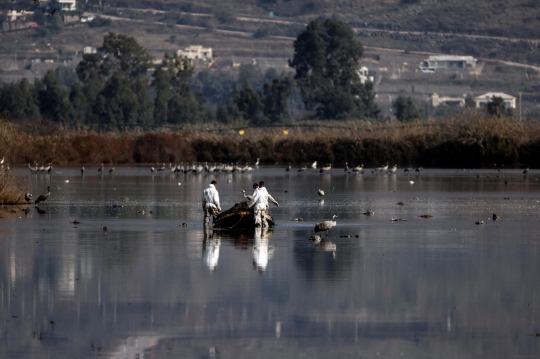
[474,92,516,109]
[177,45,213,61]
[357,66,374,84]
[1,10,34,31]
[58,0,77,11]
[431,93,465,107]
[419,55,477,73]
[83,46,97,54]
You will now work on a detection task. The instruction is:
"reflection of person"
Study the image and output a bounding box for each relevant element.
[257,181,279,228]
[203,227,221,271]
[253,227,273,272]
[202,180,222,226]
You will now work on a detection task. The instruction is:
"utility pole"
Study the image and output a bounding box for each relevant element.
[519,91,522,122]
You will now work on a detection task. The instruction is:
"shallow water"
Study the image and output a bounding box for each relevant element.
[1,166,540,358]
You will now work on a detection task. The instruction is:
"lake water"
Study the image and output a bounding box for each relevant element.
[1,166,540,358]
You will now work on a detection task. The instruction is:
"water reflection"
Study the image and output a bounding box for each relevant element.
[203,226,220,271]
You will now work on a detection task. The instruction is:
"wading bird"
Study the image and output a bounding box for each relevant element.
[35,186,51,206]
[318,189,325,196]
[314,215,337,238]
[242,190,252,201]
[81,166,85,174]
[109,167,114,174]
[98,163,104,172]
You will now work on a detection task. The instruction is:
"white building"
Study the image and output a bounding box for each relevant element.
[431,93,465,107]
[83,46,97,54]
[357,66,374,84]
[419,55,477,73]
[474,92,516,109]
[59,0,76,11]
[177,45,213,61]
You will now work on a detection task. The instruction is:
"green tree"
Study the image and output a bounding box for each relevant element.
[289,18,378,119]
[262,76,294,124]
[232,81,266,125]
[69,83,88,124]
[393,95,422,122]
[103,32,152,80]
[93,71,138,128]
[486,96,512,117]
[0,79,41,122]
[35,70,73,124]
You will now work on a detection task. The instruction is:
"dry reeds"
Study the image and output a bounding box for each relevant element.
[0,171,26,204]
[1,112,540,167]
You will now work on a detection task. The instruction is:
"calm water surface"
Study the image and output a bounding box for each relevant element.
[1,167,540,358]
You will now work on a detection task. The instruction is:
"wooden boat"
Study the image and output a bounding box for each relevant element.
[214,202,275,229]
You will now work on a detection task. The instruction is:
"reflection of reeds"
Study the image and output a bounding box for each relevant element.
[0,172,26,204]
[1,112,540,167]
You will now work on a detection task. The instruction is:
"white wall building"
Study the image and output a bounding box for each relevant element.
[83,46,97,54]
[419,55,477,73]
[431,93,466,107]
[177,45,213,61]
[474,92,516,109]
[357,66,374,84]
[59,0,77,11]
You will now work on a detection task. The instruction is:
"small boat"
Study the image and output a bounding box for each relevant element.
[214,202,275,230]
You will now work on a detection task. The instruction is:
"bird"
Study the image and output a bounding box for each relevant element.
[46,162,52,173]
[286,164,291,172]
[98,163,104,172]
[318,189,324,196]
[404,167,411,172]
[396,201,405,205]
[523,167,529,174]
[44,9,56,16]
[352,164,363,173]
[291,217,304,221]
[344,162,349,171]
[0,157,3,165]
[25,193,32,203]
[314,215,337,238]
[81,166,85,174]
[361,211,374,216]
[109,167,114,174]
[34,186,51,206]
[298,165,307,172]
[389,165,397,174]
[475,221,485,225]
[391,218,407,222]
[493,213,501,220]
[242,190,252,201]
[415,167,423,172]
[28,163,38,173]
[311,161,317,170]
[255,158,260,166]
[150,166,155,172]
[380,163,389,172]
[419,214,433,218]
[319,164,331,173]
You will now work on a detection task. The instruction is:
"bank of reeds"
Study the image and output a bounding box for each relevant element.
[1,111,540,168]
[0,171,26,204]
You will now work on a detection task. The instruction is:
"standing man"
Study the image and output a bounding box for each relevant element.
[257,181,279,228]
[202,180,222,225]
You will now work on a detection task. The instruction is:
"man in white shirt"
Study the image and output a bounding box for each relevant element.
[202,180,222,225]
[249,181,279,228]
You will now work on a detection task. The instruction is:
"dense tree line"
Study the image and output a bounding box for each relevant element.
[0,19,381,128]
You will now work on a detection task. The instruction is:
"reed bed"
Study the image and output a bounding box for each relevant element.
[0,171,26,204]
[1,112,540,168]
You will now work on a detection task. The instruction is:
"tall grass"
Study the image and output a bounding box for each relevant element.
[0,171,26,204]
[1,112,540,168]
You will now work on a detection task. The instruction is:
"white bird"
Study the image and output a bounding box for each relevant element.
[242,190,252,201]
[320,164,331,173]
[0,157,3,165]
[344,162,349,171]
[389,165,397,174]
[25,192,32,202]
[150,166,155,172]
[318,189,325,196]
[409,181,414,184]
[381,163,389,172]
[314,215,337,238]
[311,161,317,170]
[352,164,363,173]
[255,158,260,166]
[29,163,38,173]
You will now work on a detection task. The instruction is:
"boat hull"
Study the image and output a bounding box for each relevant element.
[214,202,275,230]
